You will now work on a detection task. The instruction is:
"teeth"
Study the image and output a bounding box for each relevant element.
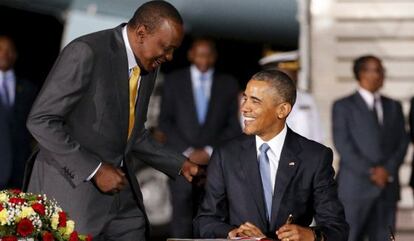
[244,117,255,121]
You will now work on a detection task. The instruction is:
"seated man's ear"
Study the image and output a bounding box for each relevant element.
[277,103,292,119]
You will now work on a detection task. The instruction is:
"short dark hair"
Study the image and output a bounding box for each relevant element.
[251,69,296,106]
[190,37,216,52]
[353,55,382,81]
[128,1,183,32]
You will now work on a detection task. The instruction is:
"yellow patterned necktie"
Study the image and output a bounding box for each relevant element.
[128,66,140,139]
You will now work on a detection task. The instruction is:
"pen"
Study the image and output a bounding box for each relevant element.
[286,214,293,224]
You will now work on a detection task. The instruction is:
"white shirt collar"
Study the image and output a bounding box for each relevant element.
[190,65,214,80]
[358,87,380,108]
[255,124,288,159]
[122,26,138,71]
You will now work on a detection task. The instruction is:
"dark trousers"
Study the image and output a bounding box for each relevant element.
[94,183,146,241]
[169,175,205,238]
[343,193,397,241]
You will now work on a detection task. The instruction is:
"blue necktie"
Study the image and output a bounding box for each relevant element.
[259,143,272,221]
[195,73,208,124]
[1,74,10,108]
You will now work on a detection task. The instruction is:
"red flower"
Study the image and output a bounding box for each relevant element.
[69,231,79,241]
[32,203,46,216]
[85,234,93,241]
[2,236,18,241]
[9,189,21,195]
[0,205,3,211]
[42,231,54,241]
[17,218,34,237]
[58,211,67,227]
[9,197,25,205]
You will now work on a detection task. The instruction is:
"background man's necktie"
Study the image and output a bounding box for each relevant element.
[195,73,208,124]
[259,143,272,221]
[1,74,10,108]
[128,66,140,139]
[373,97,380,127]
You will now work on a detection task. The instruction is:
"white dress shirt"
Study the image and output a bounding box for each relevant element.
[287,90,324,143]
[358,87,383,125]
[255,124,288,194]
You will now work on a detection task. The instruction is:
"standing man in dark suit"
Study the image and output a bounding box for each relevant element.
[159,37,241,237]
[0,35,37,189]
[409,97,414,193]
[332,55,408,241]
[25,1,199,240]
[195,70,348,241]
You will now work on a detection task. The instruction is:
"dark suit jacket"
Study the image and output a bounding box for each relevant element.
[0,76,37,188]
[159,67,241,152]
[25,24,186,238]
[332,92,408,203]
[194,129,349,240]
[408,97,414,188]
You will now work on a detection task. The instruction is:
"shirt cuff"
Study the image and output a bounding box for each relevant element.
[86,162,102,181]
[204,146,213,156]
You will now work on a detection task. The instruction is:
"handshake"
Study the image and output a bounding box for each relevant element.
[93,158,202,194]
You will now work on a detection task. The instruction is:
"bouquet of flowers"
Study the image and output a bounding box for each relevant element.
[0,189,92,241]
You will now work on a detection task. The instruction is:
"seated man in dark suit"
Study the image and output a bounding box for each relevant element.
[194,70,349,241]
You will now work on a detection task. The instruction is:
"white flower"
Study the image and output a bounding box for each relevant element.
[20,206,35,219]
[51,213,59,230]
[0,209,8,225]
[65,220,75,235]
[0,193,8,202]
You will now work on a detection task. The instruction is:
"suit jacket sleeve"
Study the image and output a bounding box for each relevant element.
[332,101,373,177]
[26,41,101,187]
[194,148,236,238]
[383,101,409,178]
[313,148,349,241]
[410,97,414,188]
[131,129,186,178]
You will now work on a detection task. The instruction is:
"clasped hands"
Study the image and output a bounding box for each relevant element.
[228,222,315,241]
[370,166,390,188]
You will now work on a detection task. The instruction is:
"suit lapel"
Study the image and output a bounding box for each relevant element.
[110,25,129,145]
[240,136,268,226]
[203,72,219,125]
[270,129,301,228]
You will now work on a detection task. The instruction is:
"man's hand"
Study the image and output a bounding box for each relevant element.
[276,224,315,241]
[189,148,210,165]
[227,222,265,239]
[180,159,200,182]
[93,163,127,194]
[370,166,389,188]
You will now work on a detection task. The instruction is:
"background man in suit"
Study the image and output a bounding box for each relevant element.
[332,55,408,241]
[409,97,414,194]
[0,35,37,189]
[25,1,199,240]
[195,70,348,241]
[159,37,241,237]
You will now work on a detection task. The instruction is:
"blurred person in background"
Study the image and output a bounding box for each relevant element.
[408,97,414,195]
[159,37,241,238]
[259,50,324,143]
[332,55,408,241]
[0,35,37,189]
